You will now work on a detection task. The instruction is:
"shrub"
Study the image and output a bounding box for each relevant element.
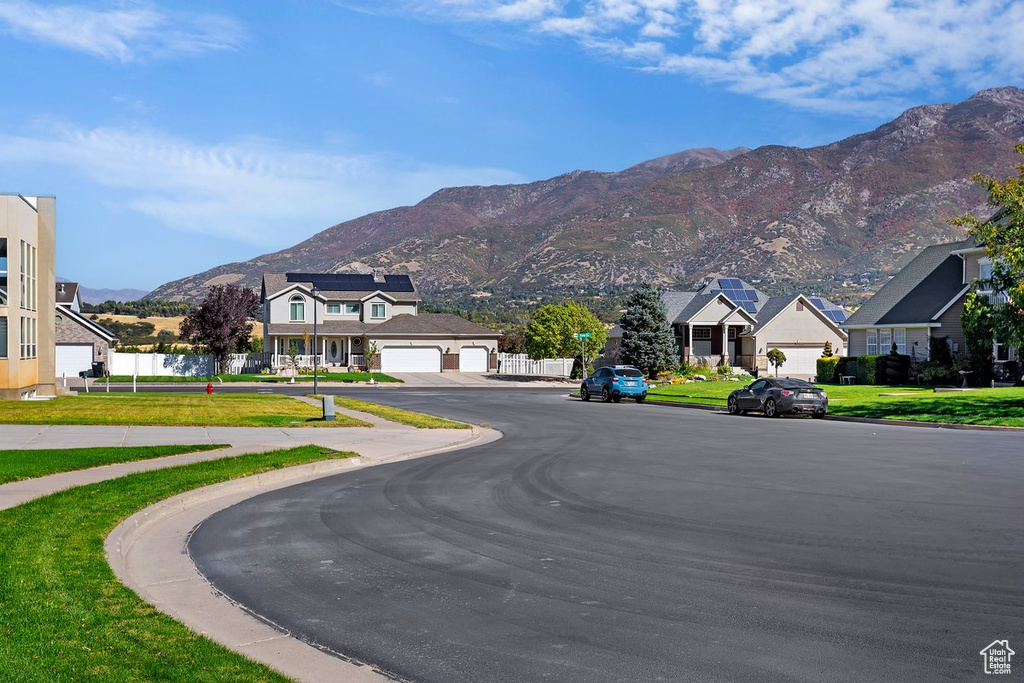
[855,355,883,384]
[816,356,841,383]
[875,354,910,385]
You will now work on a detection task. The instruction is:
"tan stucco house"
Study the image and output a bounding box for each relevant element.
[841,237,1018,372]
[261,272,499,373]
[1,194,56,399]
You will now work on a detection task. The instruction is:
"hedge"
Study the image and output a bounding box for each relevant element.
[816,356,842,383]
[853,354,910,385]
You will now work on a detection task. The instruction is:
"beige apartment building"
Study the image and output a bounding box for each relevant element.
[1,194,56,399]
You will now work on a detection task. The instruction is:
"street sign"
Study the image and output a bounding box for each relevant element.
[574,332,593,339]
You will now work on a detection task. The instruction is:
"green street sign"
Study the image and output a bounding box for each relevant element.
[574,332,593,339]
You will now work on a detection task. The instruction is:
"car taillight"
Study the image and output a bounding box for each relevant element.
[780,390,792,396]
[611,377,619,382]
[821,391,827,398]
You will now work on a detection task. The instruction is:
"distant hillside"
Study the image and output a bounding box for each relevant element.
[148,87,1024,306]
[80,286,148,304]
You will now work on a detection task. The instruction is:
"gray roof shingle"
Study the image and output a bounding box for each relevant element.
[261,273,420,303]
[843,238,973,327]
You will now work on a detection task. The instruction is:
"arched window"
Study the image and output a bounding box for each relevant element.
[289,295,305,322]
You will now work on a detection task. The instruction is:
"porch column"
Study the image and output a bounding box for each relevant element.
[347,337,351,364]
[722,325,728,364]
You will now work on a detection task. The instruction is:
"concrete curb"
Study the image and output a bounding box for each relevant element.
[105,425,501,683]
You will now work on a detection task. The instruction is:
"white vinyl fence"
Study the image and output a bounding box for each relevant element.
[109,351,215,377]
[227,352,274,375]
[497,353,575,377]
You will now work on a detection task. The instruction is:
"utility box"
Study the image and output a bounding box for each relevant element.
[92,361,106,378]
[322,395,336,422]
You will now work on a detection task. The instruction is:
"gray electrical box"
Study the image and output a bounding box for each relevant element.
[322,395,336,421]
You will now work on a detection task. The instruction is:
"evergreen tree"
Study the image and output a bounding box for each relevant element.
[618,284,677,378]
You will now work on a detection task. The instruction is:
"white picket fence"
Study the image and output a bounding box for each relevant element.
[497,353,575,377]
[109,351,215,377]
[228,352,274,374]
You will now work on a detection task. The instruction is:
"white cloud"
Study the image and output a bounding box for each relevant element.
[0,124,524,246]
[370,0,1024,114]
[0,0,243,61]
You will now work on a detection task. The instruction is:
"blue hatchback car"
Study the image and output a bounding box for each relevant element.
[580,365,648,403]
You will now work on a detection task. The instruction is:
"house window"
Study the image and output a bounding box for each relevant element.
[19,241,36,311]
[692,327,712,357]
[20,315,35,359]
[893,327,906,355]
[995,336,1009,362]
[0,238,7,305]
[288,338,306,355]
[0,316,7,358]
[289,295,305,322]
[727,327,737,341]
[345,303,360,315]
[866,329,878,355]
[879,328,892,354]
[978,258,992,289]
[326,303,341,314]
[371,303,386,319]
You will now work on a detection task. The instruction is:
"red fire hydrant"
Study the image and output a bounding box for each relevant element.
[206,382,213,395]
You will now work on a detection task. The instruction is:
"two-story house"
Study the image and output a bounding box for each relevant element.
[261,272,499,373]
[842,237,1019,371]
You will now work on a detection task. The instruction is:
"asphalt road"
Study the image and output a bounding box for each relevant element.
[190,389,1024,682]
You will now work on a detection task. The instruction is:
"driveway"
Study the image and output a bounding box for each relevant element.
[190,389,1024,682]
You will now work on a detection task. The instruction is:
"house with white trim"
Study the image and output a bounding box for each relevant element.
[841,237,1019,373]
[607,278,848,377]
[54,282,117,380]
[261,272,499,373]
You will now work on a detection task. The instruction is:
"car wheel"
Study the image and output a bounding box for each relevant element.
[612,395,622,403]
[636,394,646,404]
[727,396,739,415]
[812,410,825,419]
[581,385,590,401]
[601,387,611,403]
[764,398,779,418]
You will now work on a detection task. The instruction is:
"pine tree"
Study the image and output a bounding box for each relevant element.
[618,283,677,378]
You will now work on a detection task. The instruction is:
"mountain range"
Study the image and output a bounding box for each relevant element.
[147,87,1024,307]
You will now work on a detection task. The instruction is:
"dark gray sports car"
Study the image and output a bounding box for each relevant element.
[727,377,828,418]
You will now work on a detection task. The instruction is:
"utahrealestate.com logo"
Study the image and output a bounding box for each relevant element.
[980,640,1014,675]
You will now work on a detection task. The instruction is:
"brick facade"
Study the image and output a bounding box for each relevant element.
[442,353,459,371]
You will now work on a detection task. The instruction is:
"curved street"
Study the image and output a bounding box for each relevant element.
[190,388,1024,682]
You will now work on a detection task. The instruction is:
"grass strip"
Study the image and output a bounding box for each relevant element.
[0,445,355,682]
[0,444,227,484]
[103,372,401,384]
[0,393,370,428]
[320,395,471,429]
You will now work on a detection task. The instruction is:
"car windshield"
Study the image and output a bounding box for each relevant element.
[776,379,814,390]
[614,368,644,377]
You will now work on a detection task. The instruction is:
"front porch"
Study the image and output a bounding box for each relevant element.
[269,334,368,371]
[676,323,751,370]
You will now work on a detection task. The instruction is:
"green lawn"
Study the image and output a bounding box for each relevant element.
[326,396,471,429]
[647,381,1024,427]
[0,393,370,428]
[103,372,400,384]
[0,444,227,484]
[0,445,353,682]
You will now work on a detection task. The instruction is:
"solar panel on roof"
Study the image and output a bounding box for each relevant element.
[808,297,825,308]
[742,302,757,313]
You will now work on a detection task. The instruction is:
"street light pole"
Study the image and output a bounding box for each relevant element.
[312,284,319,396]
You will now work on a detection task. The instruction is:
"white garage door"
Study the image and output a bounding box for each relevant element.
[770,346,822,377]
[459,347,489,372]
[381,347,441,373]
[56,344,93,378]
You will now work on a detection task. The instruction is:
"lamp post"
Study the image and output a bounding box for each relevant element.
[312,284,319,396]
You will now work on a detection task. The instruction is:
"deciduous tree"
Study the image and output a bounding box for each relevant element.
[618,283,677,378]
[951,143,1024,353]
[179,284,259,374]
[525,302,606,374]
[766,348,787,377]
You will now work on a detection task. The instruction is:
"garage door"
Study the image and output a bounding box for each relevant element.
[459,347,489,372]
[56,344,93,378]
[770,346,822,377]
[381,347,441,373]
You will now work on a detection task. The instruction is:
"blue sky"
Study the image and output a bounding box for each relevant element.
[1,0,1021,292]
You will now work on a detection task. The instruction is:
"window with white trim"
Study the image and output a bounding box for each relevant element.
[371,303,386,319]
[978,257,992,289]
[866,329,878,355]
[692,327,712,356]
[879,328,892,354]
[893,327,906,355]
[289,295,305,322]
[995,335,1009,362]
[344,303,360,315]
[326,303,341,314]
